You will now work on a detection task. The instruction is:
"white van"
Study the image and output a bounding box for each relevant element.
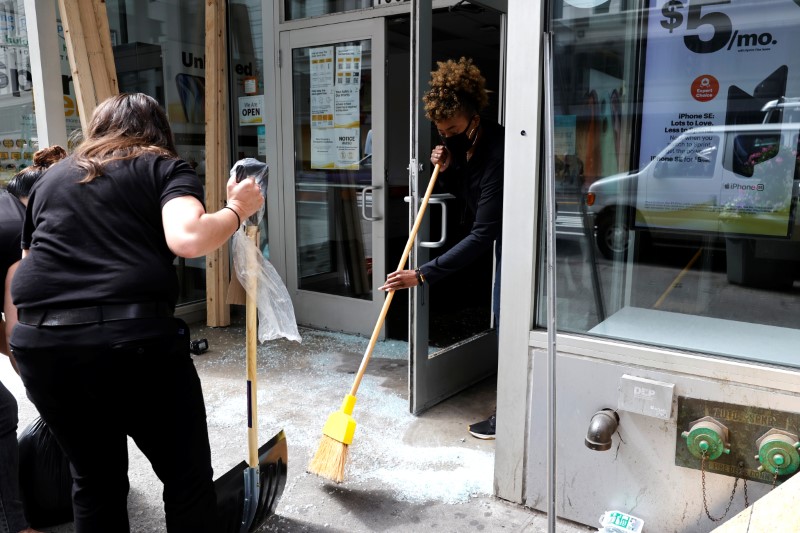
[585,123,800,287]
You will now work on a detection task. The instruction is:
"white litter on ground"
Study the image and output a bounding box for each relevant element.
[356,445,494,504]
[202,325,496,508]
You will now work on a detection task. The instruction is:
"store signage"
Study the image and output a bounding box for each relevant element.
[310,45,363,170]
[636,0,800,237]
[238,95,265,125]
[618,375,674,420]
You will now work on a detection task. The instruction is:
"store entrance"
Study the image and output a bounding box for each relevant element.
[274,2,505,414]
[384,3,505,413]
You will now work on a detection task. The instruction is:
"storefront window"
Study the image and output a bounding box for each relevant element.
[538,0,800,369]
[0,0,35,187]
[106,0,207,304]
[229,0,269,255]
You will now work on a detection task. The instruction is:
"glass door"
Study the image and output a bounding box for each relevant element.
[409,4,506,414]
[279,19,386,336]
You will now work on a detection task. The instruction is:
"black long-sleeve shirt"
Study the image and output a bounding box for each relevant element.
[420,121,504,284]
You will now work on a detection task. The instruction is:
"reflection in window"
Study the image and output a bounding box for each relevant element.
[539,0,800,370]
[284,0,372,21]
[652,135,719,179]
[0,1,35,186]
[728,134,781,178]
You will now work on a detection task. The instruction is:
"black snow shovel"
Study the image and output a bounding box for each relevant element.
[215,224,288,532]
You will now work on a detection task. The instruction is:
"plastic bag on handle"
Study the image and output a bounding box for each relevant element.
[232,227,302,343]
[229,158,269,226]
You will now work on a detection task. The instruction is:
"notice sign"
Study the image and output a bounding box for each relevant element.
[637,0,800,237]
[311,87,334,129]
[334,86,360,128]
[336,128,360,170]
[257,125,266,156]
[310,46,335,169]
[311,128,335,169]
[335,45,362,86]
[334,86,360,168]
[238,95,265,126]
[310,46,334,88]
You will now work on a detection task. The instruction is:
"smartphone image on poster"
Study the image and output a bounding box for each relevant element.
[175,73,205,124]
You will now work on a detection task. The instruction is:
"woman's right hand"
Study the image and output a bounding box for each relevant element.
[431,145,450,172]
[225,175,264,220]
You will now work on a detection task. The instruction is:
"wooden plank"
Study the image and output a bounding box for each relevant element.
[58,0,93,129]
[712,472,800,532]
[58,0,118,131]
[204,0,231,327]
[91,0,119,98]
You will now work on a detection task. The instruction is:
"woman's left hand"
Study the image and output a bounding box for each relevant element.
[379,269,420,291]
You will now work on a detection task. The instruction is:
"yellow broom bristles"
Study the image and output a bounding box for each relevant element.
[307,434,349,483]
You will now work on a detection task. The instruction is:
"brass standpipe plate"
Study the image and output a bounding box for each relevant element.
[676,397,800,484]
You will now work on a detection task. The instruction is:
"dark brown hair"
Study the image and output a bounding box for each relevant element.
[74,93,178,183]
[423,57,489,122]
[7,145,68,199]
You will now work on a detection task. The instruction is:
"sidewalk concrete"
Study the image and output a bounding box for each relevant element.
[8,318,594,533]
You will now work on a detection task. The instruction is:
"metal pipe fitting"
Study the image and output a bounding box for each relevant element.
[585,409,620,451]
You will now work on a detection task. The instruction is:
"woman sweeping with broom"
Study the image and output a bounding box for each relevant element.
[309,57,504,485]
[381,57,505,440]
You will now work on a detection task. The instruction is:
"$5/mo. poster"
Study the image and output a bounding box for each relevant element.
[637,0,800,237]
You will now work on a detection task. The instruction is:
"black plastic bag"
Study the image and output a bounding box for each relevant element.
[18,416,73,527]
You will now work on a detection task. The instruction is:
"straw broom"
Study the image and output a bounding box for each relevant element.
[308,164,441,483]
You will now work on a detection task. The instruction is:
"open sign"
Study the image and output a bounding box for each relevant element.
[238,95,265,125]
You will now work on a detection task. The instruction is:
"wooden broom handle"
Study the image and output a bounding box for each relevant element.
[349,164,441,396]
[245,225,260,468]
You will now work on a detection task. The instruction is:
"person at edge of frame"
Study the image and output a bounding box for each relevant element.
[0,147,65,533]
[9,93,264,533]
[379,57,504,440]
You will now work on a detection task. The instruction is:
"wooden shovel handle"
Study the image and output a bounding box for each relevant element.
[245,225,260,468]
[349,164,441,396]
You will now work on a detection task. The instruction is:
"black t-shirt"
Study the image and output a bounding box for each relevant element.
[0,191,25,310]
[11,153,204,310]
[420,120,505,284]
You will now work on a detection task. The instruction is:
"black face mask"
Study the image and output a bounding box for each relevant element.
[441,117,478,161]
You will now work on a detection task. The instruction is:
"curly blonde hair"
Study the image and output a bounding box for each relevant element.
[423,57,489,122]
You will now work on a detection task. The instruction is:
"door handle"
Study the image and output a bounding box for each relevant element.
[360,186,382,221]
[403,194,453,248]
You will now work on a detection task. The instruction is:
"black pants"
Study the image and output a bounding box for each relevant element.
[11,318,217,533]
[0,380,27,533]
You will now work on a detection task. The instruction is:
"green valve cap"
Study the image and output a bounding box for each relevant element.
[774,454,785,466]
[699,441,709,452]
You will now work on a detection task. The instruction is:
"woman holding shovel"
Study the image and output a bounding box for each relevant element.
[9,93,263,533]
[380,57,505,440]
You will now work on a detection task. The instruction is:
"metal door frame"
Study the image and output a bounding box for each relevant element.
[278,19,387,336]
[408,0,508,414]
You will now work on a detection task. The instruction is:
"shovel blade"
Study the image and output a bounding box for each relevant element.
[250,431,288,529]
[215,430,288,533]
